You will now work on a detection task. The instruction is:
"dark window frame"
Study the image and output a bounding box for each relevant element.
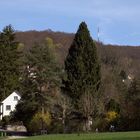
[6,105,11,111]
[14,96,18,101]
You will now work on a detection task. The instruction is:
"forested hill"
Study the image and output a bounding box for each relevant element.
[15,30,140,57]
[15,30,140,77]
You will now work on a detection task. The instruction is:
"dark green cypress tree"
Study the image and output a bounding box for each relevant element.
[0,25,19,101]
[64,22,101,102]
[64,22,101,131]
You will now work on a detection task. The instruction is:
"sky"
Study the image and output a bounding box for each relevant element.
[0,0,140,46]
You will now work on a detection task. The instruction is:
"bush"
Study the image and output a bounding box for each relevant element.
[1,116,11,128]
[49,119,63,134]
[29,111,51,134]
[92,118,108,132]
[105,111,119,123]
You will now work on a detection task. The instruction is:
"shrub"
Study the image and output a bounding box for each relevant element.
[29,111,51,134]
[105,111,119,123]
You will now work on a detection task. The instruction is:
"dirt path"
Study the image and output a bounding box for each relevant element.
[5,136,28,140]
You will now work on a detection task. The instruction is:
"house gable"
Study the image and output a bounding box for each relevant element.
[0,91,21,120]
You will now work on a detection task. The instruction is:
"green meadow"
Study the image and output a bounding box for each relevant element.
[15,131,140,140]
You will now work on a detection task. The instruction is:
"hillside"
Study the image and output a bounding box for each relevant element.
[15,30,140,103]
[16,30,140,65]
[15,30,74,62]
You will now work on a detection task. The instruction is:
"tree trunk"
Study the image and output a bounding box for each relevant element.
[83,116,92,131]
[62,108,66,133]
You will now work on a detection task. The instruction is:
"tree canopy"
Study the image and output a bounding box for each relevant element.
[0,25,20,101]
[13,38,62,129]
[64,22,101,102]
[63,22,101,131]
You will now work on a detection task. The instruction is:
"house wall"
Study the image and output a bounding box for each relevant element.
[0,91,21,120]
[0,103,4,120]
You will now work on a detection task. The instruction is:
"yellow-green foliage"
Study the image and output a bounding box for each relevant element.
[105,111,119,123]
[45,37,55,49]
[29,111,51,132]
[17,43,25,51]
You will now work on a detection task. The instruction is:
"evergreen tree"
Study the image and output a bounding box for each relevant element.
[0,25,19,101]
[64,22,101,131]
[14,38,62,130]
[64,22,100,101]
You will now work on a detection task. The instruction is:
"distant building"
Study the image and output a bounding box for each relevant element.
[0,91,21,120]
[128,75,133,80]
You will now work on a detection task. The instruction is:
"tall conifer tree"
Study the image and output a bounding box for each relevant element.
[64,22,101,131]
[64,22,100,101]
[0,25,19,101]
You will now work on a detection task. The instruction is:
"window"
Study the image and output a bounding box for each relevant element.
[6,105,11,111]
[14,96,18,101]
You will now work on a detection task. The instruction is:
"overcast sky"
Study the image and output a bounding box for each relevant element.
[0,0,140,46]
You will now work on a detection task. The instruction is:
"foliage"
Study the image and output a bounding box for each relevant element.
[51,92,73,133]
[0,116,12,128]
[119,70,127,79]
[63,22,101,131]
[13,38,62,130]
[105,111,119,123]
[127,78,140,101]
[49,120,64,134]
[0,24,140,132]
[64,22,100,102]
[120,78,140,130]
[92,117,108,132]
[29,111,51,133]
[0,25,20,101]
[13,99,38,129]
[106,99,120,113]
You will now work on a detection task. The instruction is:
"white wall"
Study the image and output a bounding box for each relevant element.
[0,91,21,120]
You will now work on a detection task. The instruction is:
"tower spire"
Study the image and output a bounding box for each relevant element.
[97,27,100,43]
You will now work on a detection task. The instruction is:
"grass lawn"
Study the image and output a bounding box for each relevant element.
[14,131,140,140]
[0,136,5,139]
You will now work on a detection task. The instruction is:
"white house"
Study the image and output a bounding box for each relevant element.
[0,91,21,120]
